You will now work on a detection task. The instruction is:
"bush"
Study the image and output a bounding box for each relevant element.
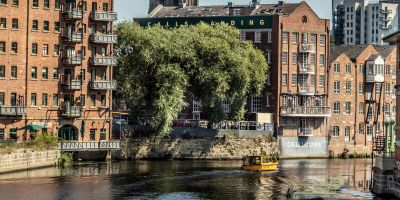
[58,153,73,168]
[0,133,58,154]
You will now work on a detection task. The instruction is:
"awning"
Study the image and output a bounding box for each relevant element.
[17,124,45,131]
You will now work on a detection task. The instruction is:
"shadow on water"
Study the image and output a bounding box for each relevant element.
[0,159,389,200]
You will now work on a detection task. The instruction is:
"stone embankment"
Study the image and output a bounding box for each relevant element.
[115,137,278,160]
[0,150,60,173]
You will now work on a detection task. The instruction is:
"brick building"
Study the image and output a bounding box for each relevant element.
[329,45,396,156]
[138,0,331,158]
[0,0,116,141]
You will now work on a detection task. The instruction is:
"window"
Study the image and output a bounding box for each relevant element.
[385,83,390,95]
[376,122,381,135]
[0,18,6,29]
[43,21,49,31]
[43,44,48,55]
[310,34,316,44]
[55,0,60,9]
[282,52,288,64]
[90,129,96,140]
[53,68,58,79]
[0,129,3,140]
[359,84,364,95]
[233,9,241,16]
[42,67,48,79]
[0,42,5,53]
[345,126,350,141]
[251,96,261,113]
[32,43,37,54]
[386,65,390,76]
[0,65,4,77]
[359,64,364,74]
[334,81,340,94]
[0,0,6,4]
[54,44,59,55]
[54,22,60,32]
[319,54,325,66]
[100,129,106,140]
[384,103,390,116]
[79,95,85,107]
[12,0,18,6]
[367,106,373,121]
[332,126,339,137]
[376,83,381,96]
[103,3,108,11]
[42,93,48,106]
[32,0,38,7]
[345,64,351,73]
[282,32,288,43]
[319,75,325,86]
[345,102,351,114]
[32,20,38,31]
[100,70,106,80]
[333,102,340,115]
[240,32,246,41]
[255,31,261,43]
[268,31,272,43]
[266,51,271,63]
[282,73,287,86]
[31,66,37,79]
[0,92,3,105]
[359,124,364,135]
[101,95,106,107]
[359,103,364,115]
[291,74,297,85]
[292,52,297,64]
[90,94,96,107]
[44,0,49,8]
[11,66,17,78]
[292,32,298,43]
[320,35,326,45]
[222,99,230,113]
[52,94,58,107]
[345,81,351,95]
[12,18,18,29]
[11,42,17,53]
[310,75,315,86]
[31,93,37,106]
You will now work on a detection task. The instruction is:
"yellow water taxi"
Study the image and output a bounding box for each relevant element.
[241,155,278,171]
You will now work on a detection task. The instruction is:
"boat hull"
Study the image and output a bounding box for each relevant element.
[241,163,278,171]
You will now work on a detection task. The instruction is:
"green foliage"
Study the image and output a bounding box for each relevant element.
[0,133,58,154]
[58,153,73,168]
[115,22,269,139]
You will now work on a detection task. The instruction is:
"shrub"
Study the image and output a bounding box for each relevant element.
[58,153,73,168]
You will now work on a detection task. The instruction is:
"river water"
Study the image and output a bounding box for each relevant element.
[0,159,384,199]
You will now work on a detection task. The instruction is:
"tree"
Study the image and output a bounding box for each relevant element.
[115,22,269,139]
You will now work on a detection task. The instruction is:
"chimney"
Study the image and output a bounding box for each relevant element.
[278,1,285,6]
[251,0,260,6]
[228,2,234,7]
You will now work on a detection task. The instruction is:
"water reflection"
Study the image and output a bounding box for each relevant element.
[0,159,377,199]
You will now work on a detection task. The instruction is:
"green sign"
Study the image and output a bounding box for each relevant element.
[137,16,273,29]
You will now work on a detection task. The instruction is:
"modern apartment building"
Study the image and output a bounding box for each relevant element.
[333,0,399,45]
[329,44,396,155]
[140,0,331,158]
[0,0,117,142]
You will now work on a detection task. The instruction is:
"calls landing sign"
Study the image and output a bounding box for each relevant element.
[137,16,273,29]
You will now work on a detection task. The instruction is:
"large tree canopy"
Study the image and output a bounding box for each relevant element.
[115,22,269,139]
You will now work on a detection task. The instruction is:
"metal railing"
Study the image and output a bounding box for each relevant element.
[62,32,83,43]
[62,8,83,19]
[90,80,116,90]
[89,34,117,44]
[90,56,116,66]
[58,141,121,151]
[90,12,118,21]
[0,106,27,116]
[61,106,82,118]
[298,86,316,94]
[299,44,315,53]
[298,127,313,136]
[280,106,331,117]
[298,64,315,74]
[63,54,83,65]
[215,120,273,131]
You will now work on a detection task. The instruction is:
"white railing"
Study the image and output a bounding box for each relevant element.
[90,12,118,21]
[298,64,314,74]
[281,106,331,117]
[58,141,121,151]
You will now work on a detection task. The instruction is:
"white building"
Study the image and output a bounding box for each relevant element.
[333,0,399,45]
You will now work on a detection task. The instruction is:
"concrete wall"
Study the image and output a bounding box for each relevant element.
[0,150,60,173]
[279,136,328,158]
[115,138,278,160]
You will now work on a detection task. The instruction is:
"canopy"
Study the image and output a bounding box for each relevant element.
[17,124,44,131]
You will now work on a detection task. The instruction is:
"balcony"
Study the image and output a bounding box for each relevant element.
[280,106,331,117]
[62,9,83,20]
[89,34,117,44]
[298,44,315,53]
[90,80,117,90]
[90,12,118,21]
[379,17,392,22]
[298,64,315,74]
[380,9,392,14]
[62,32,83,43]
[0,106,27,116]
[298,127,313,137]
[298,87,315,95]
[61,79,82,90]
[90,56,116,66]
[379,24,392,30]
[366,73,384,83]
[63,54,83,65]
[62,107,82,118]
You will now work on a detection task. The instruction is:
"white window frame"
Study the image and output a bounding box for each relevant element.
[255,31,261,43]
[251,96,261,113]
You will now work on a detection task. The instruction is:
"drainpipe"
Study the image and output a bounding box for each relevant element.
[385,122,389,156]
[24,0,30,141]
[390,122,395,153]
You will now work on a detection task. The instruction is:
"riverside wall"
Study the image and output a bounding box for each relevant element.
[0,150,60,173]
[114,138,278,160]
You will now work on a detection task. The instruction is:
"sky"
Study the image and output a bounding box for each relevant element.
[115,0,332,22]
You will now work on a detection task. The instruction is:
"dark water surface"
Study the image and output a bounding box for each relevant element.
[0,159,379,199]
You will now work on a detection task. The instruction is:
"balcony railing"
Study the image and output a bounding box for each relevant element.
[280,106,331,117]
[366,73,384,83]
[62,106,82,118]
[89,34,117,44]
[90,56,116,66]
[0,106,27,116]
[299,44,315,53]
[90,80,116,90]
[298,127,313,136]
[298,64,315,74]
[62,8,83,20]
[298,87,315,94]
[380,9,392,14]
[62,32,83,43]
[379,24,392,30]
[61,79,82,90]
[63,54,83,65]
[90,12,118,21]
